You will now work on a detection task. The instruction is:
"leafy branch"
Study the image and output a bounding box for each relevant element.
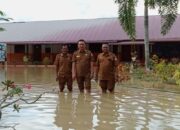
[0,80,48,120]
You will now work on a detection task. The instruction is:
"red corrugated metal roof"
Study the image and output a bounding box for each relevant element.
[0,15,180,44]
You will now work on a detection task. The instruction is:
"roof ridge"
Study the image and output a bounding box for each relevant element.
[2,14,180,24]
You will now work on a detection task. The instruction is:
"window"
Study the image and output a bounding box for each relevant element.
[14,45,25,53]
[68,44,77,53]
[89,44,102,53]
[45,47,51,53]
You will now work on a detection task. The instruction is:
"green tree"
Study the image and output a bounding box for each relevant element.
[0,10,11,30]
[115,0,179,70]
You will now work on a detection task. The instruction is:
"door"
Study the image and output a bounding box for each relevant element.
[33,44,42,62]
[121,45,131,62]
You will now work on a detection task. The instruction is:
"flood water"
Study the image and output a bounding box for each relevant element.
[1,67,180,130]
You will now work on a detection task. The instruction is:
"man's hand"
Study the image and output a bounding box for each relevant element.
[72,73,76,81]
[94,75,98,82]
[56,76,59,81]
[115,75,119,82]
[90,73,94,79]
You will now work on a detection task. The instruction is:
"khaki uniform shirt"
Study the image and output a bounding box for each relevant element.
[72,50,94,77]
[54,53,72,77]
[97,52,118,80]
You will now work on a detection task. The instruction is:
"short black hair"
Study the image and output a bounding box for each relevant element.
[62,44,68,47]
[102,44,109,47]
[61,44,68,49]
[77,39,86,44]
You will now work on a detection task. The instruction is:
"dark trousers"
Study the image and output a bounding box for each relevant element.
[58,76,72,92]
[76,75,91,92]
[99,79,115,93]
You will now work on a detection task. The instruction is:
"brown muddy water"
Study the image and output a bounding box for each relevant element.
[0,67,180,130]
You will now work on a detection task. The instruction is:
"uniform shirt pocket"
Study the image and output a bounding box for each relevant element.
[107,57,113,62]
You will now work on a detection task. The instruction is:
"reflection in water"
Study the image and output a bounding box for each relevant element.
[93,94,118,130]
[0,68,5,83]
[54,91,180,130]
[0,91,59,130]
[4,67,56,86]
[55,93,94,130]
[1,67,180,130]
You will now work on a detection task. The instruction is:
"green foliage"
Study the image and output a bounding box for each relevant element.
[151,54,159,64]
[1,80,15,91]
[131,67,157,81]
[149,54,159,69]
[1,80,24,96]
[42,57,51,65]
[115,0,179,70]
[115,0,137,40]
[0,9,12,37]
[130,60,180,86]
[0,10,12,24]
[1,80,24,114]
[7,87,23,97]
[156,0,179,35]
[148,0,156,8]
[0,10,5,16]
[0,27,4,31]
[129,60,180,86]
[23,55,29,64]
[115,0,179,37]
[0,80,43,120]
[173,65,180,86]
[154,60,176,82]
[171,57,179,64]
[132,68,145,79]
[13,104,21,112]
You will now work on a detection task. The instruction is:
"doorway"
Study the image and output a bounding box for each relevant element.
[33,44,42,63]
[121,45,131,62]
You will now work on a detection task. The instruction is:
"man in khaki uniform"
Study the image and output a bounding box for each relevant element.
[54,45,72,92]
[95,44,118,93]
[72,39,94,93]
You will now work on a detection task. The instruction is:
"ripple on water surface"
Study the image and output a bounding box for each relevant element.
[1,67,180,130]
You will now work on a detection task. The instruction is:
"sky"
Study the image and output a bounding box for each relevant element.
[0,0,176,22]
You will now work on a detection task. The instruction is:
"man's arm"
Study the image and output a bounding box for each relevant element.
[90,61,94,79]
[114,55,119,82]
[95,55,100,81]
[54,55,59,80]
[72,62,76,80]
[72,53,76,80]
[90,53,95,79]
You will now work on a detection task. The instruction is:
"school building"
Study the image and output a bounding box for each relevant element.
[0,15,179,65]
